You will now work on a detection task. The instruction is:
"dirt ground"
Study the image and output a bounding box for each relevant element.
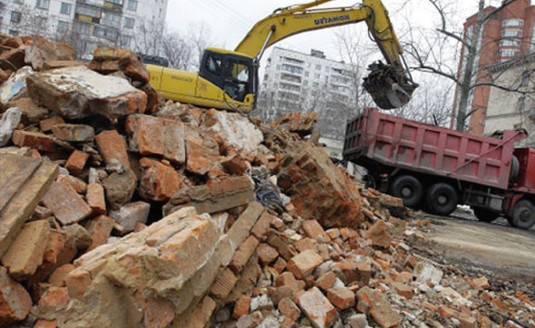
[414,208,535,281]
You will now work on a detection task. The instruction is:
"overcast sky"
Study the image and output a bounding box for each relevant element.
[165,0,490,63]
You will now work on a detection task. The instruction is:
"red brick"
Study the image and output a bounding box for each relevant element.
[229,236,259,274]
[1,220,50,280]
[39,116,65,132]
[65,268,91,299]
[210,268,237,299]
[278,297,301,324]
[257,243,278,264]
[0,267,32,326]
[302,220,331,242]
[233,295,251,319]
[84,215,115,251]
[273,257,287,273]
[316,271,337,292]
[57,174,87,194]
[222,154,248,175]
[12,130,57,152]
[185,132,221,175]
[49,264,75,287]
[294,237,317,253]
[65,150,89,175]
[327,287,356,310]
[126,114,186,164]
[51,124,94,142]
[139,157,184,201]
[40,231,66,271]
[393,271,412,284]
[366,220,393,248]
[275,272,305,299]
[86,183,106,216]
[94,130,130,168]
[297,287,338,328]
[391,282,413,299]
[42,181,92,225]
[179,295,216,328]
[34,319,58,328]
[287,249,323,280]
[250,211,272,240]
[357,287,401,328]
[37,287,69,312]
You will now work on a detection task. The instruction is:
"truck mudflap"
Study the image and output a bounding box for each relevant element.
[363,61,418,109]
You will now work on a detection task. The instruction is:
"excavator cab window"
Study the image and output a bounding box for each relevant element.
[222,58,250,101]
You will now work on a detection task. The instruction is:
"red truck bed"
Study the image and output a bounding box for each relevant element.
[344,108,527,190]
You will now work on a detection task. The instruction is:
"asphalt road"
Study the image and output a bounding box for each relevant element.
[418,208,535,280]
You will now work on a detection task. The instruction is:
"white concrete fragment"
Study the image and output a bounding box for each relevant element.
[109,201,150,232]
[0,67,34,106]
[201,110,263,155]
[0,107,21,146]
[413,262,443,286]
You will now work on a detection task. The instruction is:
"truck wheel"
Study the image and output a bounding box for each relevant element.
[426,183,458,216]
[511,199,535,229]
[389,175,423,207]
[472,207,500,223]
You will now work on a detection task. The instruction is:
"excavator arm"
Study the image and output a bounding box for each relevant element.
[235,0,418,109]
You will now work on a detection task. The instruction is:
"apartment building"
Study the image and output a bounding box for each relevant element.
[485,53,535,147]
[258,47,359,140]
[0,0,168,58]
[453,0,535,134]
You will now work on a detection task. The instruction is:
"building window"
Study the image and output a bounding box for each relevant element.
[315,64,321,70]
[57,20,69,32]
[10,11,21,23]
[60,2,72,15]
[314,73,320,79]
[127,0,138,11]
[106,0,123,4]
[35,0,49,9]
[124,17,135,28]
[8,29,19,36]
[517,96,526,112]
[499,49,519,57]
[73,21,91,34]
[502,29,522,38]
[120,35,131,47]
[502,19,523,28]
[499,39,520,47]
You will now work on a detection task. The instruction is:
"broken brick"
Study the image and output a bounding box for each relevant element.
[302,220,331,242]
[126,114,186,164]
[210,268,238,299]
[233,295,251,319]
[42,181,92,225]
[327,287,355,310]
[0,267,32,326]
[51,124,94,142]
[84,215,115,251]
[138,157,184,202]
[1,220,51,280]
[12,130,57,152]
[297,287,339,328]
[86,183,106,216]
[287,249,323,279]
[109,201,150,233]
[65,150,90,175]
[39,116,65,132]
[230,236,259,274]
[95,130,130,168]
[257,243,278,265]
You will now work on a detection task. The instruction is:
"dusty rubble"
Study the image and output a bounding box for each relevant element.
[0,34,534,328]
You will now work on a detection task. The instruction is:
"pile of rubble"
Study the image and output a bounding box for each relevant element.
[0,35,533,328]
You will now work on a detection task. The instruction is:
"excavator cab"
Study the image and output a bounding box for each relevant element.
[199,49,257,107]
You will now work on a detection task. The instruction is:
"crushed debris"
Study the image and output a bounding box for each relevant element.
[0,35,533,328]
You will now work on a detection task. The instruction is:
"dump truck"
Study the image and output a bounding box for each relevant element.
[343,108,535,229]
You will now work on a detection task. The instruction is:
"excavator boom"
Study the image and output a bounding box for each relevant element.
[235,0,417,109]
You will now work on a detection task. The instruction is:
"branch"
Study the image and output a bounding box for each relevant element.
[469,81,534,93]
[482,0,519,23]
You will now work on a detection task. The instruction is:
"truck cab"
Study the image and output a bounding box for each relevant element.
[146,48,256,113]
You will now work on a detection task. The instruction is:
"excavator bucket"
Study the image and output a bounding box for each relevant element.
[363,61,418,109]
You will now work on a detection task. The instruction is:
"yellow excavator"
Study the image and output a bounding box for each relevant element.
[146,0,418,113]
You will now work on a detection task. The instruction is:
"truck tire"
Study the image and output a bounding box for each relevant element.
[472,207,500,223]
[511,199,535,229]
[389,175,423,207]
[426,183,458,216]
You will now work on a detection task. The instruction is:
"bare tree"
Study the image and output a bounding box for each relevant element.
[403,0,529,131]
[160,30,196,70]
